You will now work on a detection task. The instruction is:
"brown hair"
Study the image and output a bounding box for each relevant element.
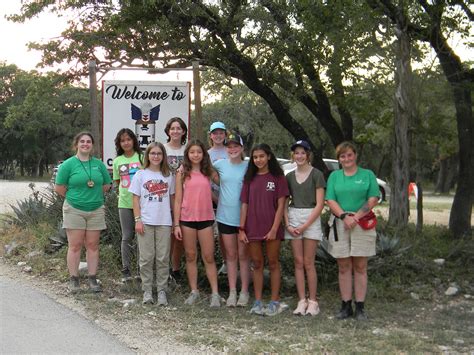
[164,117,188,145]
[72,131,94,152]
[335,141,357,159]
[143,142,171,177]
[291,147,313,164]
[182,139,214,181]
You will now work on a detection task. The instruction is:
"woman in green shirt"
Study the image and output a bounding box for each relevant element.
[325,141,379,321]
[55,132,112,293]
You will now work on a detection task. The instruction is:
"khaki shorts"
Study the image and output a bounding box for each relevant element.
[328,216,376,258]
[285,207,323,241]
[62,200,106,230]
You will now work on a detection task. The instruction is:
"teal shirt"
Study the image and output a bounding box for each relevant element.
[56,156,112,211]
[325,167,379,212]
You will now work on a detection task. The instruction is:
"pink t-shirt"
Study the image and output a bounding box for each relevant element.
[240,173,289,241]
[180,171,214,222]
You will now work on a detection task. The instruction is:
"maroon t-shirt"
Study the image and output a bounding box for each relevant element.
[240,173,289,241]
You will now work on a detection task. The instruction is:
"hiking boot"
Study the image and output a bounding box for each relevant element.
[143,290,154,305]
[236,292,249,307]
[69,276,80,294]
[306,299,320,316]
[293,299,307,316]
[157,290,168,306]
[121,269,133,283]
[226,290,237,307]
[355,301,368,321]
[184,290,200,305]
[88,275,102,293]
[249,300,264,315]
[336,300,353,320]
[210,293,221,308]
[264,301,283,316]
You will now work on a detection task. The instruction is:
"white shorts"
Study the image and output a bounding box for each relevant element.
[285,207,323,241]
[327,216,376,258]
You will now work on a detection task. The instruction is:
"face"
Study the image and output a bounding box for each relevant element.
[148,146,163,166]
[120,133,134,153]
[210,129,226,145]
[76,135,93,154]
[226,142,243,159]
[293,147,309,166]
[188,145,204,165]
[338,149,357,169]
[252,149,270,171]
[168,121,185,142]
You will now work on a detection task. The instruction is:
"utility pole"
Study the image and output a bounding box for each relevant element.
[192,60,203,142]
[88,60,101,157]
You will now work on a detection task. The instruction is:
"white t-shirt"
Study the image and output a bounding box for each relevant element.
[164,143,185,172]
[129,169,175,226]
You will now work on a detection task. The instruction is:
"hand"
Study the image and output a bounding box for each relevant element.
[286,225,299,238]
[239,230,249,244]
[174,226,183,241]
[343,215,358,230]
[294,224,307,235]
[135,221,144,235]
[264,229,277,241]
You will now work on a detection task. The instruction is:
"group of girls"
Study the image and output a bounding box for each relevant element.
[107,119,379,319]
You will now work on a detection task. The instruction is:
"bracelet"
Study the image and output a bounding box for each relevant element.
[174,224,180,228]
[238,226,245,232]
[339,213,348,220]
[134,216,141,222]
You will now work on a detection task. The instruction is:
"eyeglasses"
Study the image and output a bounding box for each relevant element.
[149,152,162,156]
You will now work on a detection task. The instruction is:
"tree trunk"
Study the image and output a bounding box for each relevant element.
[388,19,412,228]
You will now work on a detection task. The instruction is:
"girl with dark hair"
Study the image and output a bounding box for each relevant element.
[112,128,143,282]
[164,117,188,282]
[129,142,174,306]
[173,139,221,307]
[239,143,289,316]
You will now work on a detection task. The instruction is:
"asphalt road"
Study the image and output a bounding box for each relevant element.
[0,274,133,354]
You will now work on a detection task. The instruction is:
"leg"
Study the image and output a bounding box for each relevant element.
[266,239,281,302]
[197,226,219,294]
[118,208,135,275]
[137,225,155,292]
[155,226,172,291]
[237,239,250,293]
[84,230,101,275]
[303,239,318,301]
[221,233,238,291]
[181,226,198,291]
[291,239,305,301]
[248,242,264,301]
[353,256,368,302]
[171,239,184,273]
[337,257,353,301]
[66,229,86,276]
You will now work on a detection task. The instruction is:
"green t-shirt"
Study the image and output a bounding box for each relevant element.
[112,152,142,209]
[286,167,326,208]
[56,156,112,211]
[325,167,379,212]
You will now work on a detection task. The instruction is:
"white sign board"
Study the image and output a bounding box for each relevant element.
[102,80,191,168]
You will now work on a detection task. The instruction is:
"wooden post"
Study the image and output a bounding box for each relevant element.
[192,60,203,142]
[88,60,102,158]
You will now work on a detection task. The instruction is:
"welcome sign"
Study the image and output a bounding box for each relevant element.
[102,80,191,168]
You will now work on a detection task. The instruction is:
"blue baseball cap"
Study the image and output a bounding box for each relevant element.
[291,140,311,151]
[209,121,226,132]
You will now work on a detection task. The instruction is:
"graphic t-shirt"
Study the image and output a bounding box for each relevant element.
[129,169,175,226]
[112,152,142,209]
[240,173,289,241]
[55,156,112,211]
[214,159,248,226]
[325,167,379,212]
[286,168,326,208]
[164,143,185,173]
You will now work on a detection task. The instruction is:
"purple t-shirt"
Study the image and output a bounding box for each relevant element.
[240,173,289,241]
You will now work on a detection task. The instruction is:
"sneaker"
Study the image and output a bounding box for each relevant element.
[226,290,237,307]
[69,276,80,294]
[249,300,264,315]
[306,299,320,316]
[88,275,102,293]
[143,290,154,305]
[236,292,249,307]
[355,302,368,321]
[184,290,200,305]
[157,290,168,306]
[218,263,227,275]
[264,301,284,316]
[210,293,221,308]
[121,270,133,283]
[336,300,353,320]
[293,299,307,316]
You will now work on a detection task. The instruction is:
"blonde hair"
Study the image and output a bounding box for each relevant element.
[143,142,171,177]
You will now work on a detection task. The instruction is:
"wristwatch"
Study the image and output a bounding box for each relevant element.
[339,213,349,220]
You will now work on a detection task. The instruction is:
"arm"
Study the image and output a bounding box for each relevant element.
[238,202,249,244]
[133,194,144,235]
[284,197,299,238]
[264,196,286,241]
[103,184,111,193]
[326,199,355,230]
[173,173,183,241]
[211,169,220,185]
[54,184,67,197]
[294,187,325,234]
[353,197,379,220]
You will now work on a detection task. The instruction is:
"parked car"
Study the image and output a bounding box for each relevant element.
[279,158,390,202]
